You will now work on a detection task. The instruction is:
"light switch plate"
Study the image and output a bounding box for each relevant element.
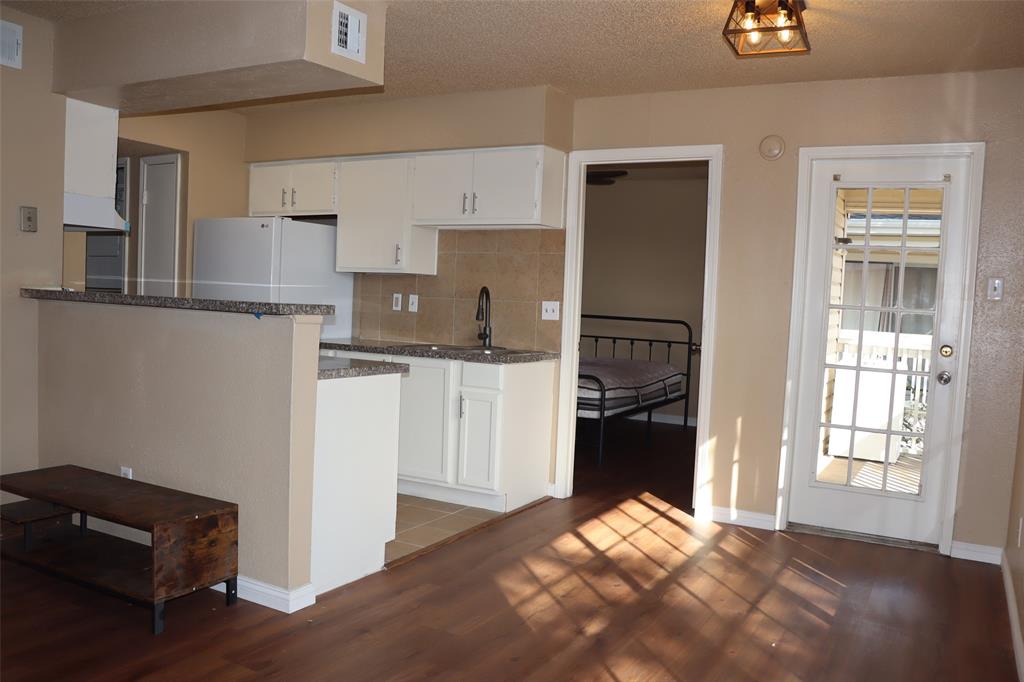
[408,294,419,312]
[541,301,560,321]
[987,277,1004,301]
[392,293,402,311]
[18,206,37,232]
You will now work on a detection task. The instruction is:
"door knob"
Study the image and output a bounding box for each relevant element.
[936,371,952,385]
[939,344,953,358]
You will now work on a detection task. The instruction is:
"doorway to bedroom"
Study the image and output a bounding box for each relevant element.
[570,160,709,512]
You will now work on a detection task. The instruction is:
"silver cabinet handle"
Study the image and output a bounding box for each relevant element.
[461,193,468,215]
[460,396,465,418]
[472,192,478,214]
[281,188,287,208]
[291,188,296,207]
[394,243,402,265]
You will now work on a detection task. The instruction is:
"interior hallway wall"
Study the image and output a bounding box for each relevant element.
[0,8,65,478]
[581,172,708,422]
[119,111,248,296]
[574,67,1024,547]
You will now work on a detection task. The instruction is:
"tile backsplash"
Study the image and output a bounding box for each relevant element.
[353,229,565,351]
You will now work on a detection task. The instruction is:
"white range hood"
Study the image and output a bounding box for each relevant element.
[64,98,127,231]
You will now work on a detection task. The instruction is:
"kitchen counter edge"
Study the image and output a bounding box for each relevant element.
[21,288,335,317]
[320,340,560,364]
[318,358,410,380]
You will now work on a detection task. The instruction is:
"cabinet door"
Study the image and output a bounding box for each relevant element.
[336,158,411,271]
[470,148,539,222]
[398,360,452,483]
[457,389,499,490]
[412,152,474,223]
[289,162,337,214]
[249,165,292,216]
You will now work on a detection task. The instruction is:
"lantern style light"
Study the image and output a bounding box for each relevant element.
[723,0,810,57]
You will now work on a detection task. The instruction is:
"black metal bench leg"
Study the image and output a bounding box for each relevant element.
[79,511,88,536]
[152,601,165,635]
[22,522,33,551]
[225,577,238,606]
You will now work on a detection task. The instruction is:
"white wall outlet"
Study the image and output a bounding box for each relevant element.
[392,293,402,311]
[18,206,37,232]
[541,301,560,321]
[120,466,133,480]
[408,294,419,312]
[987,277,1004,301]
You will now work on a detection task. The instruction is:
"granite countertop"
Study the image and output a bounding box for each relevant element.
[21,288,335,317]
[318,356,410,380]
[320,338,560,364]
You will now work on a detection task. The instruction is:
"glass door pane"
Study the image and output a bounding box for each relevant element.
[815,185,942,497]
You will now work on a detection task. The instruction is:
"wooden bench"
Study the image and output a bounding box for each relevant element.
[0,465,238,634]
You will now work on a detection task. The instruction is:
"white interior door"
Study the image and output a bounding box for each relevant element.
[138,154,181,297]
[787,151,977,545]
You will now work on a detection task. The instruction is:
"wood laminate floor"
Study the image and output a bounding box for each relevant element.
[1,422,1015,680]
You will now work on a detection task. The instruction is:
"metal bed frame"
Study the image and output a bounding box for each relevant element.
[578,314,697,464]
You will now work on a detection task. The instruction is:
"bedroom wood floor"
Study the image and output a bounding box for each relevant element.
[1,422,1015,681]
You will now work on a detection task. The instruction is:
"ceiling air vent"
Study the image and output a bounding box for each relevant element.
[331,1,367,64]
[1,20,23,70]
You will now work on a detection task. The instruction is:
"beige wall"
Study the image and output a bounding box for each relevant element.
[0,8,65,477]
[1005,375,1024,640]
[119,111,249,294]
[36,302,320,590]
[242,85,571,161]
[574,68,1024,547]
[581,174,708,421]
[355,229,565,352]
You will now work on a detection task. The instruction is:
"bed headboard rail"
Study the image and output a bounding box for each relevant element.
[579,314,695,364]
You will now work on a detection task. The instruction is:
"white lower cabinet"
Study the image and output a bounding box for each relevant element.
[327,351,555,512]
[397,358,455,483]
[457,389,500,491]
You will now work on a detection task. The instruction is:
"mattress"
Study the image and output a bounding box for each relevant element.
[577,358,686,419]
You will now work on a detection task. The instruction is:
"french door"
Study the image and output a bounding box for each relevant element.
[787,149,980,545]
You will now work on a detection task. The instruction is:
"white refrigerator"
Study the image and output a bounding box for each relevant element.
[192,217,353,338]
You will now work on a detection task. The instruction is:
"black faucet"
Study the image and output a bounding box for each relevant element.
[475,286,492,348]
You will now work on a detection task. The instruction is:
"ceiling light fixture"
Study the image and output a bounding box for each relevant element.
[723,0,810,57]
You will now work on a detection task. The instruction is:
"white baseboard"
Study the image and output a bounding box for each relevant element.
[210,576,316,614]
[398,478,506,512]
[950,540,1004,565]
[625,413,697,427]
[1002,554,1024,682]
[695,505,776,531]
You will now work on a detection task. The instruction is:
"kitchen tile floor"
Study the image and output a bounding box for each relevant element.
[385,494,501,562]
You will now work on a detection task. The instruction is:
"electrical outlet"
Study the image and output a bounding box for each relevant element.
[18,206,37,232]
[120,466,133,480]
[392,293,402,311]
[541,301,560,321]
[987,277,1004,301]
[408,294,419,313]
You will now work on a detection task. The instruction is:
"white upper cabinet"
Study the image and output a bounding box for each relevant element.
[411,152,474,222]
[249,161,337,216]
[411,145,566,229]
[336,156,437,274]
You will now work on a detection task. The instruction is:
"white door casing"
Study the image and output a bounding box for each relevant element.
[779,143,985,553]
[552,145,724,505]
[138,154,181,297]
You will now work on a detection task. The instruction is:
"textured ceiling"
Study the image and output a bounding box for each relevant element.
[8,0,1024,101]
[379,0,1024,98]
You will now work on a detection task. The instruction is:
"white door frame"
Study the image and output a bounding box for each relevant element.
[777,142,986,555]
[552,145,724,502]
[138,153,182,297]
